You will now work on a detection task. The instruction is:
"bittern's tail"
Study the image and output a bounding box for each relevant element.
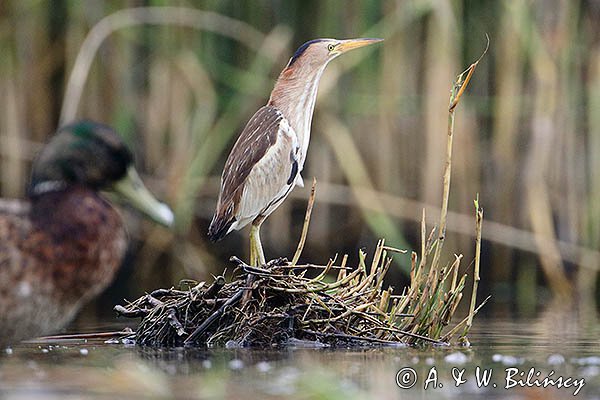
[207,214,235,242]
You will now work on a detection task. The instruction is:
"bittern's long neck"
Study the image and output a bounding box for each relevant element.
[268,64,328,167]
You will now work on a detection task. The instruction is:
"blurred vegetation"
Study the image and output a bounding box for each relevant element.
[1,0,599,320]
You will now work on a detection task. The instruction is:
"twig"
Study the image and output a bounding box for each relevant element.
[167,308,186,336]
[442,295,491,342]
[203,275,225,299]
[184,289,244,345]
[148,295,164,307]
[32,329,134,342]
[114,304,147,318]
[381,246,407,254]
[292,178,317,265]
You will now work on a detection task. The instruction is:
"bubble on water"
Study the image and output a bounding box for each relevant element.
[79,348,89,356]
[444,352,468,365]
[201,359,212,369]
[4,348,13,355]
[229,359,244,370]
[492,354,524,366]
[580,365,600,377]
[256,361,272,373]
[547,354,564,365]
[572,356,600,366]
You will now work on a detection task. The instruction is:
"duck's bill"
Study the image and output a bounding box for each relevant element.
[336,38,384,53]
[111,166,174,227]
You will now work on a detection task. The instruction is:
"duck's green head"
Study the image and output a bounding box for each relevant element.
[29,120,173,227]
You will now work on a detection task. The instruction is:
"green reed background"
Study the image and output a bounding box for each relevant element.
[1,0,599,319]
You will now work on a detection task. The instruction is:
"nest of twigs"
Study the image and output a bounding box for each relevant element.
[115,235,487,347]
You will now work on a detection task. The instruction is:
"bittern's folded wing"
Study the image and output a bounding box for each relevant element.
[208,106,299,240]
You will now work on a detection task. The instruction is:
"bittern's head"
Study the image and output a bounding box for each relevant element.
[284,38,383,72]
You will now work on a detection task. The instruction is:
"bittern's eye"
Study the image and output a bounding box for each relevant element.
[327,44,335,51]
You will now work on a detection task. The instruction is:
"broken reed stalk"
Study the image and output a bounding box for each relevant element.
[429,93,455,270]
[431,35,488,271]
[462,197,483,340]
[292,177,317,265]
[413,37,489,343]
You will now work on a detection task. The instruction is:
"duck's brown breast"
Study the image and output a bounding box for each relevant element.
[0,187,127,345]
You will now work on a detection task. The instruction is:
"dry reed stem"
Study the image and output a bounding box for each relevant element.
[462,197,483,339]
[431,35,488,273]
[292,178,317,265]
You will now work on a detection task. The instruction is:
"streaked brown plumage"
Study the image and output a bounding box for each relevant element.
[208,38,382,265]
[208,106,297,238]
[0,121,173,347]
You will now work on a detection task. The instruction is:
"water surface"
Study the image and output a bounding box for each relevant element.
[1,314,598,399]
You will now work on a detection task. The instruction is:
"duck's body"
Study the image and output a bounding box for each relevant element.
[0,121,173,346]
[0,188,125,344]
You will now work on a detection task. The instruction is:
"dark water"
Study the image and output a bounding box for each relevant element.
[0,313,599,399]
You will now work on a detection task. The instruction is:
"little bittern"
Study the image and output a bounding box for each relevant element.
[208,38,383,265]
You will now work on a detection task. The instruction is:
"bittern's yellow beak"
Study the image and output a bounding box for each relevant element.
[111,166,174,227]
[335,38,384,54]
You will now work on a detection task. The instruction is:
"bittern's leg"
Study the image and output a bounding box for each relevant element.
[244,221,266,304]
[249,226,257,266]
[249,222,266,266]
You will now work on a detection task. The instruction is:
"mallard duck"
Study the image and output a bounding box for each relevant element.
[0,121,173,346]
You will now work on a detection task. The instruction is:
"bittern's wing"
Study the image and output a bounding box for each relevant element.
[208,106,299,241]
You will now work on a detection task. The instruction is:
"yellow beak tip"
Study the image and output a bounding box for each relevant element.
[338,38,384,53]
